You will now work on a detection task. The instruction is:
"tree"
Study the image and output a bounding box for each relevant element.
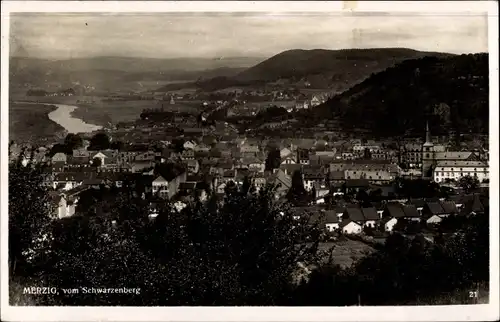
[49,143,72,157]
[9,147,54,276]
[110,140,124,151]
[311,186,317,201]
[92,157,102,167]
[363,148,372,160]
[355,189,370,206]
[171,138,185,154]
[88,132,110,151]
[265,148,281,171]
[64,133,83,150]
[458,175,480,194]
[34,183,325,305]
[286,170,308,206]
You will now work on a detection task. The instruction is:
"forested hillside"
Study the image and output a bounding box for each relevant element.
[311,53,488,137]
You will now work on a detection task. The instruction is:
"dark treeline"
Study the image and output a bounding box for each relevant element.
[9,152,489,306]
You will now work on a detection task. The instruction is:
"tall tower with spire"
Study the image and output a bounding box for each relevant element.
[421,120,435,179]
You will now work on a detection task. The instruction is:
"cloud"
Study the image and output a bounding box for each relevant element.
[10,13,488,59]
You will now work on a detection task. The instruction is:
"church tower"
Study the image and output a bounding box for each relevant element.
[421,121,435,179]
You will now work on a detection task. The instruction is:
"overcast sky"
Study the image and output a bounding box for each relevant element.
[10,13,488,59]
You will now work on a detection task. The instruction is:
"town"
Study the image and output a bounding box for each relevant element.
[9,103,489,236]
[6,7,492,310]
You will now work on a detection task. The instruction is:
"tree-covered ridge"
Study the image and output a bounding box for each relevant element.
[312,53,488,137]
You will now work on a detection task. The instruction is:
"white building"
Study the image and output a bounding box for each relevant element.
[353,144,381,154]
[340,220,362,234]
[433,160,489,183]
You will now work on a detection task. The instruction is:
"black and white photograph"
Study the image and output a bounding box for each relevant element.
[1,1,498,321]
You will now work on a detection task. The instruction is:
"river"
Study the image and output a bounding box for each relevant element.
[46,104,102,134]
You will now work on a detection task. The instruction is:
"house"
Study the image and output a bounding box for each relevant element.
[310,96,322,107]
[151,171,187,200]
[460,194,486,216]
[313,182,330,199]
[381,217,398,232]
[315,150,336,158]
[50,184,89,219]
[361,207,379,227]
[73,149,92,158]
[341,152,355,160]
[52,172,88,191]
[440,201,458,215]
[402,205,421,221]
[241,157,265,173]
[240,144,260,158]
[194,144,211,153]
[302,166,324,191]
[424,202,449,224]
[251,173,267,192]
[271,169,292,199]
[281,155,297,165]
[384,203,406,220]
[295,99,309,110]
[370,202,385,218]
[92,151,112,166]
[134,151,156,162]
[296,148,311,165]
[52,152,67,164]
[66,156,91,168]
[306,207,340,232]
[131,161,154,173]
[345,207,365,224]
[408,198,426,216]
[183,140,197,150]
[433,160,489,183]
[181,149,195,160]
[178,182,198,196]
[186,159,200,174]
[339,219,362,234]
[323,211,339,231]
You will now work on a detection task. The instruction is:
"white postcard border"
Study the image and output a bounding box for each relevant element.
[1,1,498,321]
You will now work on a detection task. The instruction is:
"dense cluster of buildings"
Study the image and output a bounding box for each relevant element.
[9,114,489,230]
[292,193,488,235]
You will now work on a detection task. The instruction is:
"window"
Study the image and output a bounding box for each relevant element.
[426,153,430,158]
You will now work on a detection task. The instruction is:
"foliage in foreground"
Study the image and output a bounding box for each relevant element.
[9,151,489,306]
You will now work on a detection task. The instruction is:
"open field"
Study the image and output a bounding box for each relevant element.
[9,102,66,145]
[72,100,203,126]
[320,239,376,268]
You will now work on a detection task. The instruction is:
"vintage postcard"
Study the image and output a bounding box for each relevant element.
[1,1,498,321]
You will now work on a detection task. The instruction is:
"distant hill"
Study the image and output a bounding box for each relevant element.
[306,53,489,137]
[9,56,263,91]
[234,48,453,90]
[157,48,453,93]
